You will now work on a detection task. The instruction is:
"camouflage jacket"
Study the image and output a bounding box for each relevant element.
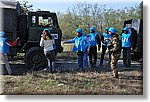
[108,35,121,55]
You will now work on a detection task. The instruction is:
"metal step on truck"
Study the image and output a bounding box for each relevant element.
[0,1,63,70]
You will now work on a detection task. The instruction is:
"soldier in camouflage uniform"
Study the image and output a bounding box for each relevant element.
[107,28,121,78]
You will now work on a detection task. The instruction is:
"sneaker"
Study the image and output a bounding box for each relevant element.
[42,68,49,72]
[108,60,111,64]
[43,68,48,71]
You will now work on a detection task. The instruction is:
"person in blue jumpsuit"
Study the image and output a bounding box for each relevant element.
[100,27,112,66]
[63,28,90,71]
[87,27,101,68]
[121,27,133,67]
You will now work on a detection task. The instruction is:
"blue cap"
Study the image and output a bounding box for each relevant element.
[108,27,116,33]
[76,28,82,33]
[123,27,129,31]
[90,27,95,31]
[105,27,109,30]
[0,32,5,36]
[43,28,50,33]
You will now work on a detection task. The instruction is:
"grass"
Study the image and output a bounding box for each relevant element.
[1,70,143,95]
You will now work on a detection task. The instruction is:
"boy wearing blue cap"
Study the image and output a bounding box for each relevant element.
[0,31,19,75]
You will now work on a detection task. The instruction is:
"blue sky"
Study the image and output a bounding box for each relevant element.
[17,0,143,13]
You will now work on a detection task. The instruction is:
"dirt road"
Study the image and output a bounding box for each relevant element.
[1,58,142,76]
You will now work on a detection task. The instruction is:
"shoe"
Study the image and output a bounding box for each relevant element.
[43,68,47,71]
[124,64,127,67]
[114,74,119,79]
[99,63,102,66]
[93,64,96,68]
[90,64,93,69]
[108,60,111,64]
[42,68,49,72]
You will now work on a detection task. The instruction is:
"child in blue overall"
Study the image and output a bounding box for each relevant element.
[87,27,101,68]
[63,28,90,71]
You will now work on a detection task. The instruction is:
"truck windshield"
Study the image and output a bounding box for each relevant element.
[38,16,54,27]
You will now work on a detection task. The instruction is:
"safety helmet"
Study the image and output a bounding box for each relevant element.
[76,28,82,33]
[90,27,95,32]
[0,31,5,36]
[108,27,116,34]
[43,28,50,34]
[123,27,129,32]
[105,27,109,31]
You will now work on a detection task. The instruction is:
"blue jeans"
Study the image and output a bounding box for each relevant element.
[83,51,88,68]
[78,55,83,69]
[78,51,89,69]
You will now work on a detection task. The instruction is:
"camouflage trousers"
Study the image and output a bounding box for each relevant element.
[110,53,121,76]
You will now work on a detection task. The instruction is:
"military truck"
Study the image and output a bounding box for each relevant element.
[0,1,63,70]
[123,19,143,61]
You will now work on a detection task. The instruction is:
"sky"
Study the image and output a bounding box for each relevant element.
[15,0,143,13]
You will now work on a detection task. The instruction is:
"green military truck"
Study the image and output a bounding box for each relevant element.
[123,19,143,61]
[0,1,63,70]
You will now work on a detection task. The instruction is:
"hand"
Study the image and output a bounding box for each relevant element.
[130,47,133,51]
[103,41,106,44]
[63,42,66,44]
[16,37,19,41]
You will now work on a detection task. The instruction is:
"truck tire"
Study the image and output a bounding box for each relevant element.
[25,47,47,71]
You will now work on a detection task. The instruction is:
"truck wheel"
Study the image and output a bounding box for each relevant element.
[25,47,47,71]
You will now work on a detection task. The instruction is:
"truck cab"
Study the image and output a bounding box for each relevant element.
[19,11,63,53]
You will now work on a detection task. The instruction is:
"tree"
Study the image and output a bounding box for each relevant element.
[57,2,142,39]
[19,0,33,15]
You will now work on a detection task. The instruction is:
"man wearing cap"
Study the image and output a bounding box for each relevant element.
[63,28,90,71]
[100,27,112,66]
[108,27,121,78]
[87,27,101,69]
[121,27,133,67]
[0,31,19,75]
